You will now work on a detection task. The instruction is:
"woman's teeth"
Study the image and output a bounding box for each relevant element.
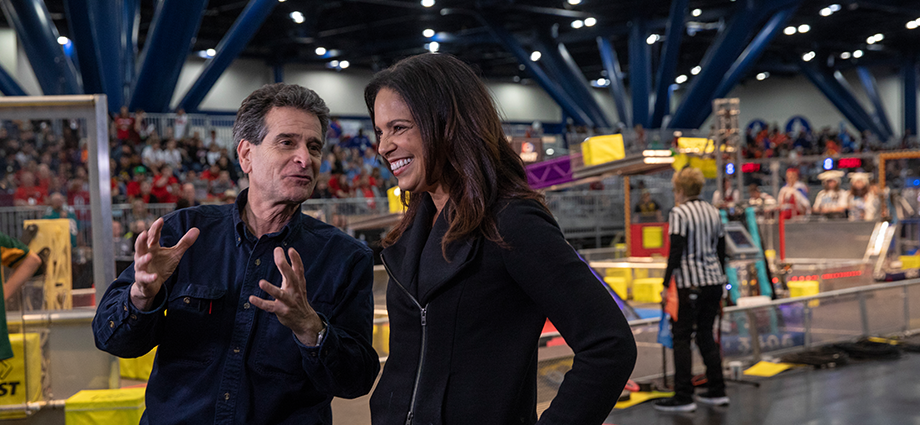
[390,158,413,171]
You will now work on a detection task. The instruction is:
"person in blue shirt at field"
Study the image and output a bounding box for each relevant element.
[93,83,379,424]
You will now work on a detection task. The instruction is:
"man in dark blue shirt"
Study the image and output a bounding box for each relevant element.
[93,83,380,424]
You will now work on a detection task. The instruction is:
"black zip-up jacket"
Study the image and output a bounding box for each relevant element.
[371,195,637,425]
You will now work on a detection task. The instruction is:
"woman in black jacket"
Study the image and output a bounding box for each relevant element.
[366,53,637,425]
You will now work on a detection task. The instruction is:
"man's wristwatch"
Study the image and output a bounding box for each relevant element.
[315,321,327,346]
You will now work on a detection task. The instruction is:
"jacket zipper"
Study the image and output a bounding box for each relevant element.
[381,256,428,425]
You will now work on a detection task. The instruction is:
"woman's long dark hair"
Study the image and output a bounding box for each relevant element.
[365,53,544,258]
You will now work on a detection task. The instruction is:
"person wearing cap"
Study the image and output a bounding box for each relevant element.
[813,170,847,219]
[847,172,879,221]
[776,168,810,219]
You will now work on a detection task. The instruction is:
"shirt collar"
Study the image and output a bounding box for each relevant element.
[233,188,305,246]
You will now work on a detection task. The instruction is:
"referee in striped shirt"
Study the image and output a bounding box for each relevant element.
[655,168,729,412]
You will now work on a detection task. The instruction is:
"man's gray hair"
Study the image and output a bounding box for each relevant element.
[232,83,330,146]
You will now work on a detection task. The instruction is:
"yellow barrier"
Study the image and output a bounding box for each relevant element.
[387,187,407,214]
[633,278,664,303]
[373,323,390,356]
[24,219,73,310]
[65,387,146,425]
[0,333,43,420]
[119,347,157,382]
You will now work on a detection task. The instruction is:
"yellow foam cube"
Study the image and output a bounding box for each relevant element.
[119,347,157,381]
[633,278,664,303]
[0,333,43,420]
[605,268,632,284]
[788,280,820,307]
[581,134,625,166]
[900,256,920,270]
[642,226,664,249]
[65,387,146,425]
[603,277,629,300]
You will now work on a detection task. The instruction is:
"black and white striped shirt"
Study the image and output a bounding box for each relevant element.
[664,199,727,288]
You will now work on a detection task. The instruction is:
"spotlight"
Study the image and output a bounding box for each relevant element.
[840,51,851,59]
[692,8,702,17]
[756,72,769,80]
[315,47,326,55]
[571,20,584,29]
[423,28,435,38]
[675,74,688,84]
[783,26,796,35]
[798,24,810,33]
[819,7,832,17]
[584,17,596,27]
[339,60,350,69]
[428,41,440,52]
[829,4,841,12]
[206,48,216,57]
[567,0,582,4]
[908,21,919,30]
[530,51,542,61]
[853,50,864,58]
[421,0,435,7]
[691,66,701,75]
[57,36,69,45]
[290,11,304,24]
[646,34,659,45]
[802,51,816,62]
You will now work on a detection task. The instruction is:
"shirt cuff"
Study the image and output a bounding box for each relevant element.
[294,314,330,359]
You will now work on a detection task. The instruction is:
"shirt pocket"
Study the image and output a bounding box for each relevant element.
[158,284,227,366]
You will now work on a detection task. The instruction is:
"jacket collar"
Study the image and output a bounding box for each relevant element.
[382,193,480,305]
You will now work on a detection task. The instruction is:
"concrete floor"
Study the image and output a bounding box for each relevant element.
[604,352,920,425]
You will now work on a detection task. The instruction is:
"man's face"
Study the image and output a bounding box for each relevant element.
[238,107,323,205]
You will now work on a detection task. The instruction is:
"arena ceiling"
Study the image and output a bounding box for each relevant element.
[2,0,919,91]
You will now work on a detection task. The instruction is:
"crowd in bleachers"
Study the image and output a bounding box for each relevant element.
[742,124,918,159]
[0,109,397,211]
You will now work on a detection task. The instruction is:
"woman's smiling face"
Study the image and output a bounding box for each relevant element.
[374,88,436,194]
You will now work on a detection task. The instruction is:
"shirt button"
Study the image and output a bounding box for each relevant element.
[224,392,230,401]
[233,347,240,353]
[108,321,114,328]
[183,297,191,304]
[130,314,137,320]
[123,304,128,311]
[255,259,261,266]
[243,302,250,309]
[310,351,317,358]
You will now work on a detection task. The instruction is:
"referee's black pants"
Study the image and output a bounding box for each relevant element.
[671,285,725,400]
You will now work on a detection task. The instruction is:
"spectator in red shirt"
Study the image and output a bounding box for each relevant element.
[328,173,352,198]
[138,180,160,204]
[125,166,147,199]
[114,106,135,143]
[201,163,221,182]
[151,165,179,203]
[13,171,48,206]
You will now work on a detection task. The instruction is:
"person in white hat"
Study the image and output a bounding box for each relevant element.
[813,170,847,219]
[846,172,879,221]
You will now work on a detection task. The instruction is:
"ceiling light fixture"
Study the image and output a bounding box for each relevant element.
[819,7,832,16]
[206,48,216,57]
[567,0,582,5]
[692,9,702,17]
[756,72,769,80]
[908,20,919,30]
[584,17,596,27]
[571,20,584,29]
[339,60,350,69]
[840,51,851,59]
[423,28,435,38]
[691,66,701,75]
[57,36,69,45]
[315,47,326,55]
[798,24,810,33]
[428,41,440,52]
[829,4,841,12]
[530,51,542,61]
[853,50,864,58]
[802,51,816,62]
[290,11,304,24]
[783,26,796,35]
[421,0,435,7]
[675,74,688,84]
[646,34,659,44]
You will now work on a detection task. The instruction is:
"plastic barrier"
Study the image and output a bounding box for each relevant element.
[65,387,146,425]
[0,333,42,420]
